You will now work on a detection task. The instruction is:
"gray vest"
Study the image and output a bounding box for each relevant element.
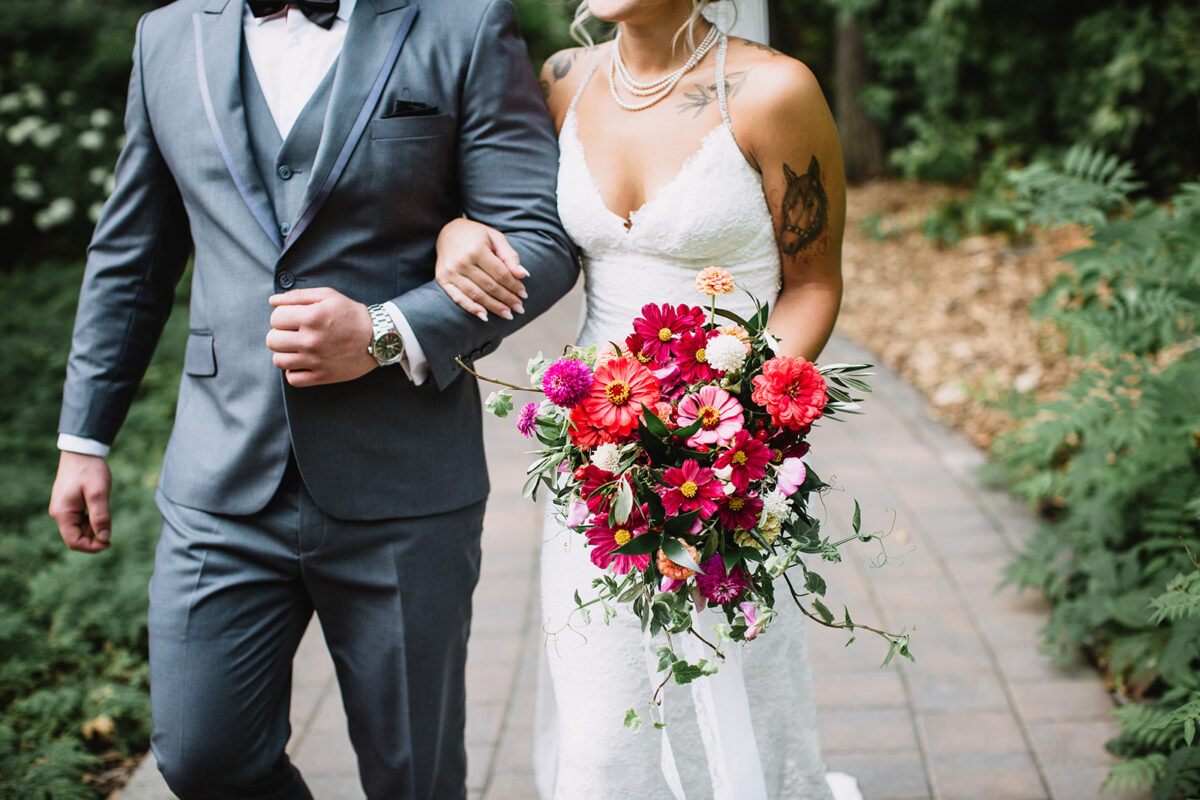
[241,45,336,238]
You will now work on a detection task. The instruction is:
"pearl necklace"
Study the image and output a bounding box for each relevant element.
[608,25,721,112]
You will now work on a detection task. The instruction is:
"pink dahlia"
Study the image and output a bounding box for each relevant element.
[674,329,720,384]
[660,459,724,519]
[716,492,763,531]
[676,386,743,447]
[713,430,771,491]
[751,356,828,430]
[542,357,593,409]
[632,303,698,363]
[696,554,748,604]
[516,402,539,437]
[578,356,660,438]
[586,504,651,575]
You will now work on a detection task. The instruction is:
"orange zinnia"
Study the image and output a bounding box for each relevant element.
[578,356,661,438]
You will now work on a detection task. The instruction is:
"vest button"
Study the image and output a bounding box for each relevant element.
[279,222,291,237]
[277,271,295,290]
[277,164,293,180]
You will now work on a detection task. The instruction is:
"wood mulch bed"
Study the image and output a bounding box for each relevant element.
[836,179,1088,450]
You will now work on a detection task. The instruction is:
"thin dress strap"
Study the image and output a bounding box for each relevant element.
[714,33,732,128]
[567,47,606,116]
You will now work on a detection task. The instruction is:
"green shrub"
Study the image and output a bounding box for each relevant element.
[993,147,1200,798]
[0,262,187,797]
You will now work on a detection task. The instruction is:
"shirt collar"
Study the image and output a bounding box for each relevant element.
[245,0,357,26]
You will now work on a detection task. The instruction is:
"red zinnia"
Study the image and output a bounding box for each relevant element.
[716,492,763,531]
[569,405,613,448]
[660,459,724,519]
[674,329,719,384]
[632,303,699,363]
[579,356,660,438]
[713,430,772,491]
[751,356,828,431]
[586,504,651,575]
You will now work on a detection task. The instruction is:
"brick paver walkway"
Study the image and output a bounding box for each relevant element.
[119,287,1145,800]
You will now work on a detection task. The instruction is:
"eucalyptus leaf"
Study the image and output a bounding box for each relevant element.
[662,538,702,572]
[611,479,634,525]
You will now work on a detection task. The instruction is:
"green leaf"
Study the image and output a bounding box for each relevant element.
[656,646,678,672]
[812,597,834,624]
[612,532,663,556]
[804,570,827,597]
[712,307,751,328]
[851,500,862,536]
[640,404,670,437]
[485,390,514,418]
[611,479,634,525]
[624,708,643,732]
[664,510,701,538]
[662,538,701,573]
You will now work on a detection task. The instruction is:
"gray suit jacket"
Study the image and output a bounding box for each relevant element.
[58,0,578,520]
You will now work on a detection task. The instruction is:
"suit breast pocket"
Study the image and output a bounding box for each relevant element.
[369,113,454,142]
[184,331,216,377]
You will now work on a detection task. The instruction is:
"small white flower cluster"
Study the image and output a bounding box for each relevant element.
[705,333,748,374]
[591,442,623,473]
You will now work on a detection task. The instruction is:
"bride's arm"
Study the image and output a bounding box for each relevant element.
[737,54,846,362]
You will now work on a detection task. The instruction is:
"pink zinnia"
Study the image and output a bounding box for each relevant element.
[578,356,661,438]
[586,504,651,575]
[696,554,748,604]
[674,329,720,384]
[716,493,763,531]
[676,386,743,447]
[713,430,771,491]
[751,356,828,430]
[660,459,724,519]
[577,464,616,514]
[542,357,593,409]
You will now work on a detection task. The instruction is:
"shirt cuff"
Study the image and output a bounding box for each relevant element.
[382,301,429,386]
[58,434,111,458]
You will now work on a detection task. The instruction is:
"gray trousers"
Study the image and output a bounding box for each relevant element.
[148,459,485,800]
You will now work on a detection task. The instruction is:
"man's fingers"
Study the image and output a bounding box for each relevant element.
[269,304,307,331]
[285,369,321,388]
[440,280,489,321]
[272,351,313,371]
[82,484,111,542]
[265,328,305,354]
[268,287,333,307]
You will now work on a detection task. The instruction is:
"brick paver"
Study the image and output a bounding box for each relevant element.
[118,287,1143,800]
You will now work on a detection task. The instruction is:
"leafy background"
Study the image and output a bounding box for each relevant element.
[0,0,1196,796]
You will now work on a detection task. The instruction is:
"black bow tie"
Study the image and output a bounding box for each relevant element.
[246,0,340,30]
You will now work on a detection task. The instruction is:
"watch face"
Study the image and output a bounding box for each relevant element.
[374,332,404,363]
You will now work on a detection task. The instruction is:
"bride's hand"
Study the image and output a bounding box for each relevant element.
[436,218,528,321]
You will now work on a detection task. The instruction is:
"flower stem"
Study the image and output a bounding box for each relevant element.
[455,357,540,393]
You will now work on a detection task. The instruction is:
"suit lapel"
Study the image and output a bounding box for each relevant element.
[193,0,282,251]
[284,0,418,255]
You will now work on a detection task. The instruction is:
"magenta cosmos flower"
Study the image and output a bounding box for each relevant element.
[632,303,702,363]
[713,429,772,491]
[586,504,651,575]
[542,357,593,408]
[674,329,720,384]
[676,386,743,447]
[660,459,724,519]
[696,554,748,604]
[716,492,763,531]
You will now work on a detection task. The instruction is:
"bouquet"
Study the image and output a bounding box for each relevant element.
[464,267,912,724]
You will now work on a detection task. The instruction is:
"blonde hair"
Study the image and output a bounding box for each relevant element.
[570,1,717,54]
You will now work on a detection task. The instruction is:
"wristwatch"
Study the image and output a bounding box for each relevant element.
[366,303,405,366]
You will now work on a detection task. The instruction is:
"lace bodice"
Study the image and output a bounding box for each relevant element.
[556,42,782,348]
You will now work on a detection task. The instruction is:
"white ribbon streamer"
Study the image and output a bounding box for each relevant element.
[644,630,688,800]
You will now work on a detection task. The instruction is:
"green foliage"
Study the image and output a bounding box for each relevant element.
[0,2,167,265]
[991,150,1200,798]
[512,0,578,68]
[0,261,187,796]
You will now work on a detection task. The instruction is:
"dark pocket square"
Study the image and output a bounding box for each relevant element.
[382,99,439,118]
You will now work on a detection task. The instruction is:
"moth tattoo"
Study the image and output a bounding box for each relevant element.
[780,156,828,257]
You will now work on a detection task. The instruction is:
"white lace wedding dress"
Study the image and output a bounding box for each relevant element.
[533,36,858,800]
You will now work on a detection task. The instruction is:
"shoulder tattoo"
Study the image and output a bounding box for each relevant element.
[780,156,829,257]
[546,50,581,83]
[743,40,784,57]
[677,70,749,117]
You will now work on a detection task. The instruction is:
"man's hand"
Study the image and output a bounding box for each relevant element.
[49,452,113,553]
[266,287,378,387]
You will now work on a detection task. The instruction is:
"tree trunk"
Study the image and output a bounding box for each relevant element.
[835,18,885,183]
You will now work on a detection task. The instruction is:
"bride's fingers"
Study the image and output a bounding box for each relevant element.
[439,278,490,322]
[465,262,524,312]
[473,244,527,303]
[485,228,528,280]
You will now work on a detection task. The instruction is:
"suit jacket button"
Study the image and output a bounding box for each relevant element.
[279,222,291,237]
[277,164,293,180]
[277,271,295,290]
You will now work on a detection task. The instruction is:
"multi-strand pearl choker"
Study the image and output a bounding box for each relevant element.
[608,25,721,112]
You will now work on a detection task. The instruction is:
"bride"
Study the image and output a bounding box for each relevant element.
[435,1,855,797]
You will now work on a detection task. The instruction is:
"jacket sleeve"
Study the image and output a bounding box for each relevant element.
[58,14,193,445]
[389,0,579,391]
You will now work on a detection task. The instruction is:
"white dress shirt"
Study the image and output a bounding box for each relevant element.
[59,0,429,458]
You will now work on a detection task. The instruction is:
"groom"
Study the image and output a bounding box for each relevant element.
[47,0,576,797]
